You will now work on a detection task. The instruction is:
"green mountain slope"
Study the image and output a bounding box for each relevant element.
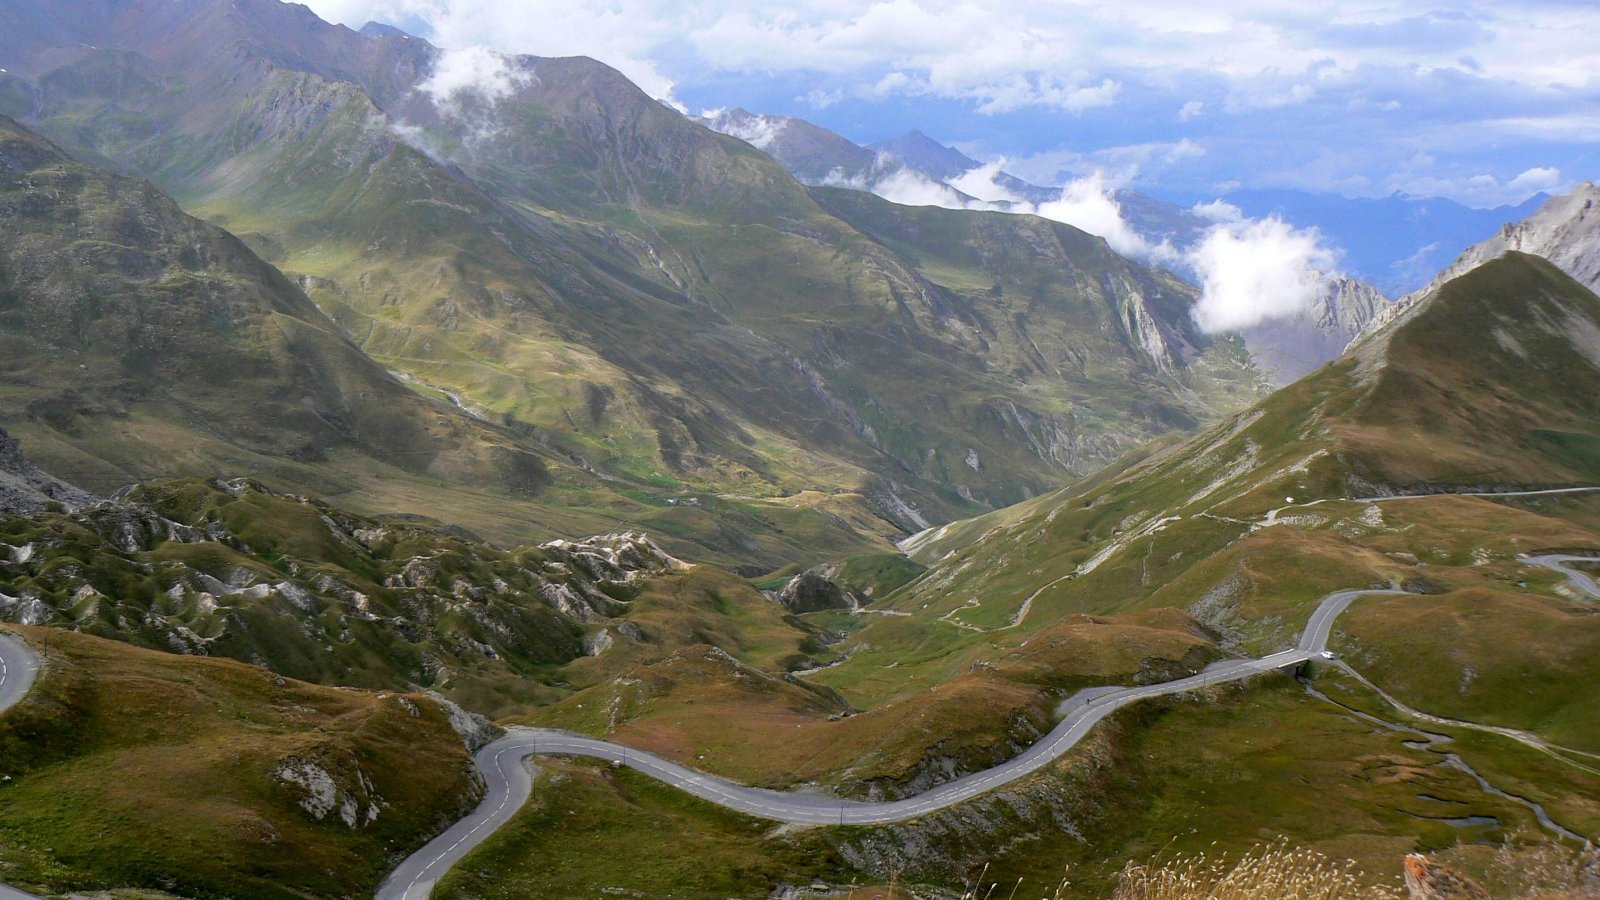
[0,114,556,499]
[0,0,1265,562]
[0,624,481,898]
[475,253,1600,895]
[810,253,1600,749]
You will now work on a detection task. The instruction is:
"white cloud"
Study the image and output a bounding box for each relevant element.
[1189,217,1339,333]
[1506,165,1563,194]
[946,160,1026,203]
[418,45,530,110]
[1179,99,1205,121]
[702,110,788,151]
[1190,199,1244,223]
[1034,173,1171,261]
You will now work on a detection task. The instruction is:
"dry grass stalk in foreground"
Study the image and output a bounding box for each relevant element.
[1109,841,1404,900]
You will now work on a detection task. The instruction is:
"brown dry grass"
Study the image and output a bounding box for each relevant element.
[1109,842,1404,899]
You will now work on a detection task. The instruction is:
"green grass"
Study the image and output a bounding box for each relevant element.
[1335,587,1600,752]
[0,627,478,899]
[434,759,847,899]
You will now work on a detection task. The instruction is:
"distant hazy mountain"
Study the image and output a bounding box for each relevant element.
[699,108,885,184]
[1415,182,1600,297]
[1361,182,1600,341]
[699,113,1390,386]
[1239,278,1392,384]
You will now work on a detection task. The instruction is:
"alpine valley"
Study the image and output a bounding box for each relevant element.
[0,1,1597,898]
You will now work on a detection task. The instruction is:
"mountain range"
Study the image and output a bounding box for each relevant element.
[0,0,1271,569]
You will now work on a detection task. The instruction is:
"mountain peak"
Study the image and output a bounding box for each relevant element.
[869,130,978,180]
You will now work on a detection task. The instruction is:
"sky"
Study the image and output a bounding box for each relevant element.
[302,0,1598,209]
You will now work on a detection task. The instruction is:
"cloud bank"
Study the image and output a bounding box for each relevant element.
[1188,217,1338,333]
[305,0,1592,210]
[838,157,1340,333]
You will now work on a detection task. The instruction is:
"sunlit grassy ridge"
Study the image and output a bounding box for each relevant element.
[0,626,478,898]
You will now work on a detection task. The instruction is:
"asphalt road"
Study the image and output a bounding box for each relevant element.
[375,585,1410,899]
[1355,486,1600,503]
[0,632,38,718]
[2,525,1593,900]
[1525,553,1600,599]
[0,631,42,900]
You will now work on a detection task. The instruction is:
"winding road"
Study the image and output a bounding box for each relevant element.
[3,546,1597,899]
[1524,553,1600,599]
[378,549,1600,899]
[375,586,1407,899]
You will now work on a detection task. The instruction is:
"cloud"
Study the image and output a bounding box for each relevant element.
[702,110,788,151]
[1190,199,1244,223]
[303,0,1598,217]
[1506,165,1563,194]
[1034,173,1172,261]
[418,45,530,110]
[1189,217,1339,333]
[946,160,1026,203]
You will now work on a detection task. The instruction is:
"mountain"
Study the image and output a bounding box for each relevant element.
[475,250,1600,893]
[870,129,1059,204]
[699,108,882,184]
[886,252,1600,685]
[1411,181,1600,297]
[1361,182,1600,343]
[699,113,1392,386]
[0,426,91,515]
[785,251,1600,887]
[0,115,557,499]
[0,623,483,897]
[0,0,1266,565]
[1239,277,1391,384]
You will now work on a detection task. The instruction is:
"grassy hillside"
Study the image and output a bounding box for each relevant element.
[427,252,1600,894]
[0,474,838,719]
[0,625,479,898]
[0,115,550,499]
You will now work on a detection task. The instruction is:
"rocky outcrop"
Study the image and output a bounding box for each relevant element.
[775,569,856,614]
[1241,277,1392,385]
[0,476,693,706]
[0,427,93,516]
[539,531,687,584]
[1403,854,1488,899]
[427,692,502,751]
[1420,182,1600,298]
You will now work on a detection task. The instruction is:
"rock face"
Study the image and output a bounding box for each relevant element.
[775,569,856,614]
[1403,854,1488,899]
[1360,182,1600,343]
[1422,182,1600,297]
[0,426,92,516]
[1241,277,1394,385]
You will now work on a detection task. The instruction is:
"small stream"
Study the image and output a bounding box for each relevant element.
[1301,680,1587,843]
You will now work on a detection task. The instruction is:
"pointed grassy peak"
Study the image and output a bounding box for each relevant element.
[839,248,1600,717]
[1342,251,1600,488]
